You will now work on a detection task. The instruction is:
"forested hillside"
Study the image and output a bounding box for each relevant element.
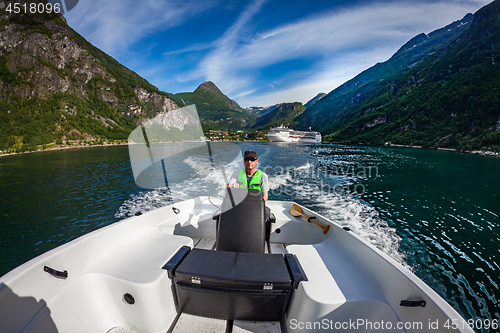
[170,81,257,131]
[251,103,306,130]
[0,0,179,152]
[296,2,500,151]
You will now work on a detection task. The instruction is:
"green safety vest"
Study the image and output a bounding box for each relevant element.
[238,169,263,192]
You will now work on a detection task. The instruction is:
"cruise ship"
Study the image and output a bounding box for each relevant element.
[266,125,322,143]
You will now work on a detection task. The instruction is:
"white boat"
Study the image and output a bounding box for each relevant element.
[0,106,473,332]
[266,126,321,143]
[0,189,473,333]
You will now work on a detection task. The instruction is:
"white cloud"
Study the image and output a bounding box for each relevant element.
[232,89,258,100]
[238,46,397,107]
[194,0,491,106]
[185,0,269,89]
[163,43,214,56]
[64,0,492,107]
[65,0,220,55]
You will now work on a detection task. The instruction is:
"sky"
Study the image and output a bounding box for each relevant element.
[65,0,492,108]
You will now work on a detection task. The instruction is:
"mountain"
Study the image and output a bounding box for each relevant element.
[0,1,255,150]
[295,2,500,151]
[170,81,256,130]
[304,93,326,108]
[174,81,244,112]
[251,102,305,130]
[0,0,181,152]
[247,104,280,117]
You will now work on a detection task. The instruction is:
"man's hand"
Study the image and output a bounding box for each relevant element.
[227,183,241,188]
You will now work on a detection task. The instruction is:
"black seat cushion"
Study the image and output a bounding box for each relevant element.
[216,188,265,253]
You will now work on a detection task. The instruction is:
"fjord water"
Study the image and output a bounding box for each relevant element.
[0,147,137,273]
[1,143,498,330]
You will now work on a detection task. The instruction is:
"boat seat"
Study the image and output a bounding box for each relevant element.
[216,188,265,253]
[164,247,305,321]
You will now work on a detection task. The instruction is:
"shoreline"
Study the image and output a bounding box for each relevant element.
[383,143,500,158]
[326,141,499,158]
[0,139,266,158]
[1,140,498,159]
[0,141,129,158]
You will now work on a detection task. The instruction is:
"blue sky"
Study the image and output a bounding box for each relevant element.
[65,0,491,108]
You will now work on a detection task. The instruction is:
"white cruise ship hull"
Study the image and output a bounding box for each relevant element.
[266,133,293,142]
[266,127,322,143]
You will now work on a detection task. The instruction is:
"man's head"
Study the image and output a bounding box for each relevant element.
[244,150,258,172]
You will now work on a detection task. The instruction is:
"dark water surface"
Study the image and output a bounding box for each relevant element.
[0,143,498,331]
[0,146,139,273]
[358,147,500,328]
[263,143,499,331]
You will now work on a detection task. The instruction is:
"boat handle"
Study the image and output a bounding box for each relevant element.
[44,266,68,279]
[400,300,426,307]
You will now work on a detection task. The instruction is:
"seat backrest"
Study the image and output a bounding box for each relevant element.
[216,188,265,253]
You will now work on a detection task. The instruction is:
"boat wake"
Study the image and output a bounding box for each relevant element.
[266,162,410,270]
[115,188,174,218]
[115,155,241,218]
[116,151,409,270]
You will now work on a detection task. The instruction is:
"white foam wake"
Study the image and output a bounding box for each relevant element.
[116,159,409,269]
[266,161,410,269]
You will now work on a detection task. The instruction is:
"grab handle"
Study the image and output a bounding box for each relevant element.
[44,266,68,279]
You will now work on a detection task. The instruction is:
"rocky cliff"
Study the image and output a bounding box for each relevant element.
[0,0,180,152]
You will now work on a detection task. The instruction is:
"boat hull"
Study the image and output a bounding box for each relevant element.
[0,197,473,333]
[266,134,322,143]
[266,127,322,143]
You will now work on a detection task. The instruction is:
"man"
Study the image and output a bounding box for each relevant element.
[227,150,270,220]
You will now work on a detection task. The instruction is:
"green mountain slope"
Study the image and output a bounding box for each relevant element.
[171,81,257,130]
[0,0,180,152]
[173,81,243,113]
[251,102,305,130]
[304,93,326,108]
[296,2,500,151]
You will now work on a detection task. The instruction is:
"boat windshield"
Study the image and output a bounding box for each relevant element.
[128,105,248,209]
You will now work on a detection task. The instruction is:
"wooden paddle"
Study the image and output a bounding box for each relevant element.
[289,204,330,234]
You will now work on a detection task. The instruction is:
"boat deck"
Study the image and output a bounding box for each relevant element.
[169,238,285,333]
[0,197,472,333]
[170,313,281,333]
